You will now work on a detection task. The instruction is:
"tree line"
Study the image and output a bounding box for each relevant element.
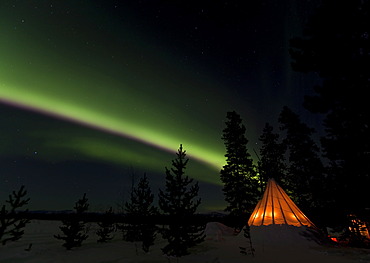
[1,144,204,258]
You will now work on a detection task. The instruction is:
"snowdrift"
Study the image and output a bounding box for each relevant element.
[204,221,235,241]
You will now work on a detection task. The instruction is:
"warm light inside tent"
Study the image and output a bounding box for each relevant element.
[248,178,315,228]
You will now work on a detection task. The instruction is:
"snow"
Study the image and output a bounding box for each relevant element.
[0,220,369,263]
[204,222,236,241]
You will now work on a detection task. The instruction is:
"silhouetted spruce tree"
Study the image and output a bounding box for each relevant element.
[158,144,204,257]
[278,106,325,213]
[124,173,157,253]
[257,123,287,192]
[96,207,115,243]
[290,0,370,215]
[220,111,258,225]
[54,193,89,250]
[0,185,30,245]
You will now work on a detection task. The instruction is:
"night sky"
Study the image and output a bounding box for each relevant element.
[0,0,322,212]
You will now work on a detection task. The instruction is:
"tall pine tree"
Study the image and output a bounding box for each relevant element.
[124,173,157,253]
[258,123,286,192]
[220,111,258,224]
[158,144,204,257]
[290,0,370,215]
[54,193,89,250]
[278,106,325,213]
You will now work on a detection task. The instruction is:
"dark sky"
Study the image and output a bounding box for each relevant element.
[0,0,322,212]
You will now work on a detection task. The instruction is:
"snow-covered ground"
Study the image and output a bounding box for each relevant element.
[0,220,369,263]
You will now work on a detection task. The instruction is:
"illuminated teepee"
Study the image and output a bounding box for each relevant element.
[248,178,315,228]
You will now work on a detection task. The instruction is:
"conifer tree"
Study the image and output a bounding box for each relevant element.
[278,106,325,212]
[124,173,157,252]
[258,123,286,192]
[220,111,258,224]
[96,207,115,243]
[158,144,204,257]
[290,0,370,215]
[54,193,89,250]
[0,185,30,245]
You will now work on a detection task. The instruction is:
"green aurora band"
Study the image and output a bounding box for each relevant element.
[0,88,224,171]
[0,1,260,186]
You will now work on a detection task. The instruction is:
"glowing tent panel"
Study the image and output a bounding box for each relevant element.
[248,178,315,227]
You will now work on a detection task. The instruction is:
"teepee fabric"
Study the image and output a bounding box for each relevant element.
[248,178,315,227]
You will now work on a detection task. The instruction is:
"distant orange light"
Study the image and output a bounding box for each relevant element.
[328,236,338,242]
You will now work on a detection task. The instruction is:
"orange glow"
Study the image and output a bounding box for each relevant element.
[348,215,370,238]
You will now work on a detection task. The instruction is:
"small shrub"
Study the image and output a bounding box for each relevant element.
[96,207,115,243]
[239,225,255,257]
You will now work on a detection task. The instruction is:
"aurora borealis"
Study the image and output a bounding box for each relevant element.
[0,0,321,211]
